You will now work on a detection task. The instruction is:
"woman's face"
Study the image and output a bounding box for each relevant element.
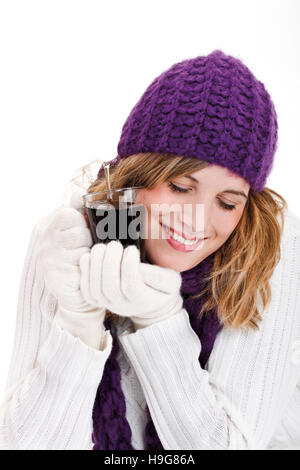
[135,163,250,272]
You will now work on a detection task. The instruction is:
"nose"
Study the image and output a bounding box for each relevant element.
[177,199,212,239]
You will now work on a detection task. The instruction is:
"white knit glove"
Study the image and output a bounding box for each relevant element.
[38,207,107,349]
[79,240,184,331]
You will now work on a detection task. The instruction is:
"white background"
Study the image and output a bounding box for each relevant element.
[0,0,299,400]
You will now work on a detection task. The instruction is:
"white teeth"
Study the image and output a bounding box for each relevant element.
[162,224,201,246]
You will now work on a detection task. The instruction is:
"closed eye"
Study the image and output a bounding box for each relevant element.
[217,199,236,211]
[168,181,236,210]
[168,181,189,193]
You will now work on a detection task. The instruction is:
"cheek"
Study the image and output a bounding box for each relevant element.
[215,206,244,239]
[137,187,174,221]
[136,188,169,239]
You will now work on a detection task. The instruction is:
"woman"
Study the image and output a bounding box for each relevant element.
[1,50,300,450]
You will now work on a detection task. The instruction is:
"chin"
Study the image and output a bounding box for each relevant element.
[144,239,207,272]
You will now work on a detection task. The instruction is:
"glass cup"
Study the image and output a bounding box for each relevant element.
[82,187,147,261]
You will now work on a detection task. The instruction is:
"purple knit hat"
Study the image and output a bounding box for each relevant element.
[99,49,278,193]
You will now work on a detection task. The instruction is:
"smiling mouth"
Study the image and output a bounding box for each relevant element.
[159,222,206,246]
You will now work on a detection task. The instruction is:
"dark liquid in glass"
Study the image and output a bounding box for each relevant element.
[84,203,146,262]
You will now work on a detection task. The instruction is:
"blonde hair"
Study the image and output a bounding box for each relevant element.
[85,152,287,330]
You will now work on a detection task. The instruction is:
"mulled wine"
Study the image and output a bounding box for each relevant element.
[84,202,146,261]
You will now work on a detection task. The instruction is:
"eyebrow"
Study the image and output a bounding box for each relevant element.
[184,175,248,199]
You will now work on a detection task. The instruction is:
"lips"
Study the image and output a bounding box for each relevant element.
[166,225,197,241]
[160,222,204,241]
[159,222,206,252]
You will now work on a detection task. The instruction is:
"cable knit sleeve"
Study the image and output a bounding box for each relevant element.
[119,211,300,450]
[0,214,113,450]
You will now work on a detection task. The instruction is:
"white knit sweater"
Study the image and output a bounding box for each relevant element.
[0,203,300,450]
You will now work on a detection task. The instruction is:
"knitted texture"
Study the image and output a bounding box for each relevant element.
[99,49,278,192]
[92,252,221,450]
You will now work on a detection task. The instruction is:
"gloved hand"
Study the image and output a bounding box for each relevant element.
[38,206,107,349]
[79,240,184,331]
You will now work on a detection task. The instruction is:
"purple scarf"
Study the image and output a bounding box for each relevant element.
[92,252,222,450]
